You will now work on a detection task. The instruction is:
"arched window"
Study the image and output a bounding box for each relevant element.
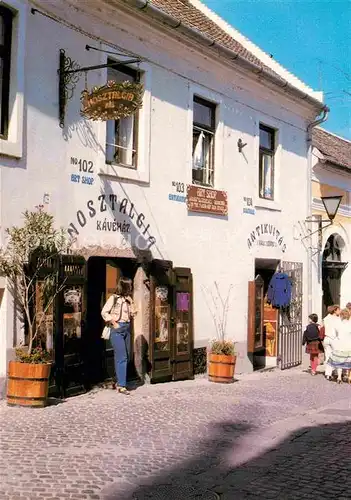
[0,5,13,138]
[323,234,345,263]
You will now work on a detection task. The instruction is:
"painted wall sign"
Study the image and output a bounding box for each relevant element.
[70,174,94,185]
[80,80,144,121]
[187,186,228,216]
[169,180,187,203]
[243,196,255,215]
[67,194,156,249]
[247,224,286,252]
[70,157,94,173]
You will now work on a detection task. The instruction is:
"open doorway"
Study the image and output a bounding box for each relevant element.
[248,259,280,370]
[85,256,138,387]
[322,234,347,317]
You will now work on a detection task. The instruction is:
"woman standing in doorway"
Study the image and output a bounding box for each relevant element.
[323,305,340,381]
[101,277,136,395]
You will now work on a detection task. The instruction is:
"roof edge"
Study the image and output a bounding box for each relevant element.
[189,0,322,100]
[315,126,351,145]
[121,0,326,111]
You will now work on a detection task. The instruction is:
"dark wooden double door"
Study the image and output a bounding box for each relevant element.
[48,257,193,397]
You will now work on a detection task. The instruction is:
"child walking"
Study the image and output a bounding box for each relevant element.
[303,313,324,375]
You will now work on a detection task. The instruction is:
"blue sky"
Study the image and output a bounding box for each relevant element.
[203,0,351,140]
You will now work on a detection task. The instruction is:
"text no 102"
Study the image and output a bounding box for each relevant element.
[71,157,94,173]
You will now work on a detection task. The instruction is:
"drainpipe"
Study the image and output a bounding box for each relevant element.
[121,0,327,111]
[306,106,329,316]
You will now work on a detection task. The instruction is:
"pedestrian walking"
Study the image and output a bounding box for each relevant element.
[101,277,137,395]
[327,308,351,384]
[323,305,340,380]
[303,313,324,376]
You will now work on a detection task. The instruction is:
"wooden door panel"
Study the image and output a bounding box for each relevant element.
[247,276,264,355]
[149,261,174,383]
[172,267,194,381]
[106,260,120,299]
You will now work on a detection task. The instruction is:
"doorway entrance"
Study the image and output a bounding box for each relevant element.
[248,259,280,370]
[85,256,138,388]
[247,258,303,371]
[322,234,347,316]
[46,255,194,397]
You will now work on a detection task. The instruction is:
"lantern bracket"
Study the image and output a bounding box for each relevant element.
[58,49,142,128]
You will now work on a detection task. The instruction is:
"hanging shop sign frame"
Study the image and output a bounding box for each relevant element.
[57,47,143,128]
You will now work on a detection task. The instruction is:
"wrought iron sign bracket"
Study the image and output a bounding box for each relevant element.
[300,215,332,252]
[58,49,142,128]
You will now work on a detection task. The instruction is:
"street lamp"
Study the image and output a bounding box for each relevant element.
[304,195,343,251]
[321,195,343,222]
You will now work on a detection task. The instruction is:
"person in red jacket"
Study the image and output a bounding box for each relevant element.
[303,313,324,375]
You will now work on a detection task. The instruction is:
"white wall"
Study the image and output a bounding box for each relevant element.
[0,0,317,378]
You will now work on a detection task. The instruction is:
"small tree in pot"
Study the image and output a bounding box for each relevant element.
[0,207,69,406]
[203,282,236,383]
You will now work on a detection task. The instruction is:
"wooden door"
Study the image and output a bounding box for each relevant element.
[171,267,194,381]
[149,260,173,383]
[55,255,87,398]
[247,275,265,356]
[106,260,120,299]
[104,260,121,382]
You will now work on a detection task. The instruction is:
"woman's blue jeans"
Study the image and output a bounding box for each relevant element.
[110,322,131,388]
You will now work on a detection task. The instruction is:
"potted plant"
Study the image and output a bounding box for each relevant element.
[0,207,69,407]
[203,282,236,383]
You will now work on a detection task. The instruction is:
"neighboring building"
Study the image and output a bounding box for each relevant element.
[0,0,327,396]
[311,128,351,319]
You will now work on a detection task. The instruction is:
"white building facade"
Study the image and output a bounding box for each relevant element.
[0,0,326,395]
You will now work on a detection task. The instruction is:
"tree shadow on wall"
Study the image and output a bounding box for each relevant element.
[102,419,351,499]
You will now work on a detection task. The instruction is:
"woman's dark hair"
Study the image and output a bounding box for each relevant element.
[309,313,318,323]
[117,277,132,297]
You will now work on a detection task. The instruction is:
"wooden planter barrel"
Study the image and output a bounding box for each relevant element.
[208,353,236,383]
[7,361,51,407]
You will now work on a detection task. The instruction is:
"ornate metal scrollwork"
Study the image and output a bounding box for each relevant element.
[58,49,81,128]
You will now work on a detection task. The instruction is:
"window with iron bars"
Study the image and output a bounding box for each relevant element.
[192,96,216,187]
[106,62,140,169]
[259,124,276,201]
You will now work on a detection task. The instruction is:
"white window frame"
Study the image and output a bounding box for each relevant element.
[98,57,152,184]
[105,63,139,170]
[0,0,26,159]
[188,84,223,189]
[254,117,282,211]
[192,95,216,187]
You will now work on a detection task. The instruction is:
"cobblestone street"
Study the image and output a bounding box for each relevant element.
[1,368,351,499]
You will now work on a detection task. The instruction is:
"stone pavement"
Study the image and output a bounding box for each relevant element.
[1,367,351,499]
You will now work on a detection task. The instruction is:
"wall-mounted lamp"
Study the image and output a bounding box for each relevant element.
[303,195,343,251]
[237,138,247,153]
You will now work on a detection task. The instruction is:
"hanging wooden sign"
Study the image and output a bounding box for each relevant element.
[80,80,144,121]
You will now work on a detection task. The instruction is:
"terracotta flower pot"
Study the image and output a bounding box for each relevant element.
[7,361,51,407]
[208,353,236,383]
